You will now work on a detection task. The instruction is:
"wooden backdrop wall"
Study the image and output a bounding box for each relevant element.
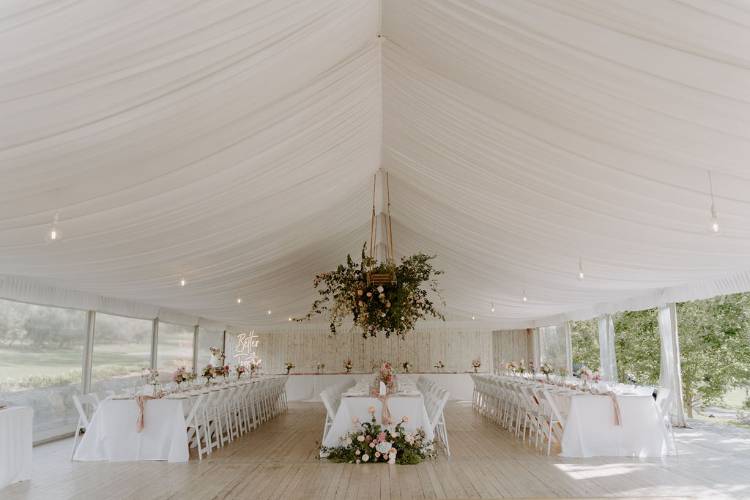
[235,324,493,374]
[491,329,533,371]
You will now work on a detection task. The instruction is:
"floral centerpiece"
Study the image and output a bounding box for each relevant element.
[202,364,215,383]
[285,361,295,374]
[219,365,230,379]
[321,410,436,464]
[518,359,526,374]
[236,365,246,379]
[296,244,444,339]
[402,361,411,374]
[528,361,535,374]
[471,359,481,373]
[434,360,445,372]
[540,362,553,381]
[172,366,188,386]
[578,365,592,385]
[592,369,602,383]
[344,358,353,373]
[249,359,261,375]
[505,361,517,374]
[377,362,395,391]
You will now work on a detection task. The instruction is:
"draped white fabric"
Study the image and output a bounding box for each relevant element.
[1,1,750,329]
[598,315,618,382]
[658,304,686,426]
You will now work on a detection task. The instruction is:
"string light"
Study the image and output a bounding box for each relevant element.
[180,278,186,287]
[288,317,292,322]
[708,171,719,233]
[490,302,495,313]
[522,291,528,303]
[236,298,242,304]
[45,213,62,243]
[266,310,272,315]
[471,315,475,321]
[578,258,584,280]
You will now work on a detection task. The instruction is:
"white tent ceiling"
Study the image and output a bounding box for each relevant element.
[1,0,750,329]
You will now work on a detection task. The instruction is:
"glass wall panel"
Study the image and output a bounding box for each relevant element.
[197,328,224,370]
[156,322,193,375]
[0,298,87,442]
[90,313,152,396]
[538,325,566,370]
[570,319,599,373]
[613,309,659,385]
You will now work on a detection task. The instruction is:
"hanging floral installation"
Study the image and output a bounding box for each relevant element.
[297,171,444,338]
[297,244,444,338]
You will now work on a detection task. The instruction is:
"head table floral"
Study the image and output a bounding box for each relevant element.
[320,363,440,464]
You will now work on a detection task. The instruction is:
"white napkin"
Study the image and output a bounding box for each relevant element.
[379,381,386,396]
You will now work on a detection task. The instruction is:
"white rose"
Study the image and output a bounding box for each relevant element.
[362,454,369,462]
[391,432,399,438]
[357,435,365,442]
[369,441,375,448]
[345,437,352,446]
[355,449,361,455]
[377,286,384,293]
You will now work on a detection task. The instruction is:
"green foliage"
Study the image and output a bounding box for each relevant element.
[297,244,444,338]
[570,319,599,370]
[677,293,750,417]
[613,309,660,385]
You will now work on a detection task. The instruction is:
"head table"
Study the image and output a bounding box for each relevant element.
[321,378,434,448]
[0,406,33,491]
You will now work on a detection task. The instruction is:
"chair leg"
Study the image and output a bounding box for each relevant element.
[70,426,81,459]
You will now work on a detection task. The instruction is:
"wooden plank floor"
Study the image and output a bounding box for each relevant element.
[4,401,750,499]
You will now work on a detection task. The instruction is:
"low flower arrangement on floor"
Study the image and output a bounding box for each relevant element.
[320,414,436,465]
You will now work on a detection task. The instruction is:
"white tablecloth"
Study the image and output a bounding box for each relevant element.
[322,394,433,447]
[560,394,669,458]
[0,406,33,490]
[74,399,189,463]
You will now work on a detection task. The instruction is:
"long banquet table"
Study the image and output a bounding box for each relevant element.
[473,374,670,458]
[0,406,33,490]
[74,398,190,462]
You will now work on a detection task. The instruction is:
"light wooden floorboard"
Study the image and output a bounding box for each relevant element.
[3,401,750,499]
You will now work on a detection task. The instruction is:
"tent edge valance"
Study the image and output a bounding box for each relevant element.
[0,273,229,330]
[3,266,750,333]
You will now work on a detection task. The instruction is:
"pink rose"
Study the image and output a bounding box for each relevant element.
[377,432,386,443]
[402,416,409,423]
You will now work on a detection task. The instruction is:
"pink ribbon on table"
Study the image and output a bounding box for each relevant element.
[606,391,622,426]
[377,394,393,425]
[135,395,159,432]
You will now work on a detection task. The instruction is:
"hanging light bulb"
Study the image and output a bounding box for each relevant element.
[708,171,719,233]
[471,315,476,321]
[236,297,242,304]
[522,291,528,303]
[288,317,292,322]
[266,310,272,315]
[490,302,495,313]
[45,213,62,243]
[578,258,585,280]
[180,278,186,287]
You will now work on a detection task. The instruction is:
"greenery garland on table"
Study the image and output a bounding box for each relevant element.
[297,244,444,338]
[320,413,436,465]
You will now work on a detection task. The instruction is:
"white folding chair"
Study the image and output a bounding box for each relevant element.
[185,394,207,461]
[71,393,100,458]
